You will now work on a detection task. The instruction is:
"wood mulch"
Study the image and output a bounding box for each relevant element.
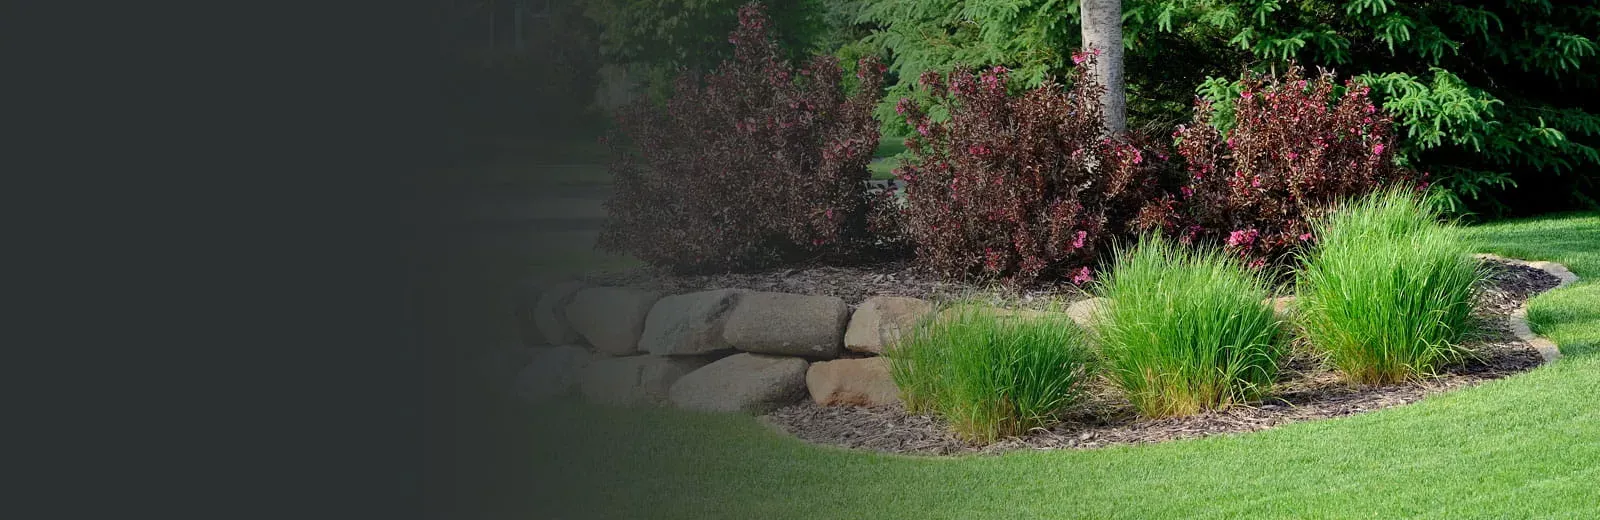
[582,260,1092,309]
[760,258,1562,456]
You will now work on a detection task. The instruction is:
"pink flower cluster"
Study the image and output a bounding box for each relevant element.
[1071,267,1093,285]
[1226,228,1259,248]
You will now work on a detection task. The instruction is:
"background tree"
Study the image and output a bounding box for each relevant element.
[581,0,850,103]
[855,0,1600,217]
[1080,0,1128,134]
[1151,0,1600,217]
[856,0,1244,135]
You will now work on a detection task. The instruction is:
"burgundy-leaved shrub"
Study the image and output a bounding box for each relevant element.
[598,3,885,271]
[893,56,1176,284]
[1174,66,1421,267]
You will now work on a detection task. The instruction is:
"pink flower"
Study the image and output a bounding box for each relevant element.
[1251,176,1262,188]
[1180,186,1194,198]
[1286,151,1299,160]
[825,208,834,220]
[1247,258,1267,269]
[916,123,930,136]
[1226,228,1259,247]
[1071,230,1087,249]
[1071,267,1093,285]
[1365,104,1377,114]
[1299,232,1313,241]
[1372,143,1385,155]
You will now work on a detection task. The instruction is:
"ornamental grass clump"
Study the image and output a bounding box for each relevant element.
[1093,235,1285,418]
[1296,187,1481,385]
[886,306,1096,443]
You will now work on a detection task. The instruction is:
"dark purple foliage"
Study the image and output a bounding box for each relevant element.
[893,55,1174,284]
[1174,66,1421,266]
[599,3,885,271]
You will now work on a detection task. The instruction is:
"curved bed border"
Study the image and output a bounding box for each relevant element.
[1474,253,1582,363]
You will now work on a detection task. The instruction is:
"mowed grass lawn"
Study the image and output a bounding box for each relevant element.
[459,212,1600,519]
[869,135,907,180]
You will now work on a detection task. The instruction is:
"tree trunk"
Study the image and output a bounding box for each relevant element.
[1079,0,1126,135]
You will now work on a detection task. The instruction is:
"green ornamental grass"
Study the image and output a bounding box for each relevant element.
[886,306,1096,443]
[1093,235,1285,417]
[1296,187,1482,385]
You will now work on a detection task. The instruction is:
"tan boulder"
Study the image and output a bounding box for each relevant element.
[1065,297,1109,329]
[579,355,712,406]
[1264,296,1297,323]
[843,296,935,354]
[565,287,662,355]
[668,353,810,414]
[533,281,587,344]
[806,357,900,407]
[935,305,1056,324]
[723,292,848,359]
[639,289,744,356]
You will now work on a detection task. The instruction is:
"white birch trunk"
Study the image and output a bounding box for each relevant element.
[1080,0,1127,135]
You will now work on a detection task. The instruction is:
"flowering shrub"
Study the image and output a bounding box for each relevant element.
[893,56,1175,284]
[1175,66,1419,266]
[598,3,885,271]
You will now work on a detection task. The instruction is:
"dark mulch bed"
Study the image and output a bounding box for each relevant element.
[583,260,1092,308]
[761,258,1562,456]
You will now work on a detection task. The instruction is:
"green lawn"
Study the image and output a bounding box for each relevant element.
[1468,212,1600,357]
[461,212,1600,519]
[870,135,908,180]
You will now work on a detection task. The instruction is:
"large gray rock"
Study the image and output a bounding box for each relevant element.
[843,296,935,354]
[534,281,587,345]
[668,353,809,414]
[639,289,744,356]
[579,355,713,406]
[806,357,900,407]
[511,345,592,403]
[723,292,848,358]
[565,287,663,355]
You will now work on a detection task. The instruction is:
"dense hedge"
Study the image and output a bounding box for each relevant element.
[1175,66,1417,266]
[893,57,1174,283]
[598,4,885,271]
[854,0,1600,217]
